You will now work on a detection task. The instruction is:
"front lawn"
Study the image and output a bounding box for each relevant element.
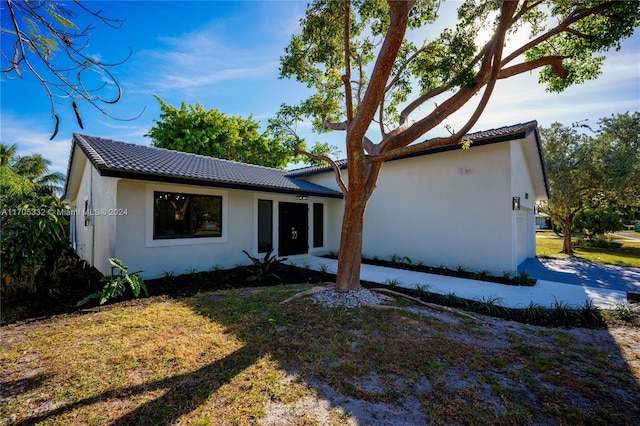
[536,233,640,268]
[2,285,639,425]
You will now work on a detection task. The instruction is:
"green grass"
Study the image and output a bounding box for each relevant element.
[2,286,639,425]
[536,233,640,268]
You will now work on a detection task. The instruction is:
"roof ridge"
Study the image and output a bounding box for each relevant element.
[73,133,108,167]
[286,120,539,176]
[73,133,286,172]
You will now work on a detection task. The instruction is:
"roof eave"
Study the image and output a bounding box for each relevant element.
[96,168,344,199]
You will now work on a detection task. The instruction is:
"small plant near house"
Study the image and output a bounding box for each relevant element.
[513,270,535,286]
[522,302,547,324]
[77,258,147,307]
[612,302,633,322]
[161,270,177,284]
[415,284,429,300]
[480,296,504,316]
[552,297,574,326]
[390,254,413,265]
[384,277,402,289]
[474,270,490,281]
[242,249,286,284]
[442,292,465,308]
[577,300,603,326]
[456,264,468,274]
[318,263,331,274]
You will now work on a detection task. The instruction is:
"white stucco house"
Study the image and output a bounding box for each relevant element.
[61,121,548,279]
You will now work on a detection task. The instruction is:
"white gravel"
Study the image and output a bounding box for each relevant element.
[312,288,382,308]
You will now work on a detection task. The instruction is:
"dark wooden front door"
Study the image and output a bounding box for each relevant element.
[278,202,308,256]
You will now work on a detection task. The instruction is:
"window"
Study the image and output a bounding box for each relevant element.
[313,203,324,248]
[257,199,273,253]
[154,192,222,239]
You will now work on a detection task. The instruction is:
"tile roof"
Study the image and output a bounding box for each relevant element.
[287,121,540,177]
[64,134,343,198]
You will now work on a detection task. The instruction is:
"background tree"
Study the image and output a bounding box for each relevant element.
[572,207,622,242]
[274,0,639,291]
[594,112,640,223]
[540,124,601,254]
[147,96,339,169]
[1,0,133,139]
[540,112,639,254]
[1,144,69,298]
[0,143,64,201]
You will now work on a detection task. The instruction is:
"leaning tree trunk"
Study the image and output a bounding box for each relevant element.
[334,152,384,292]
[335,191,368,292]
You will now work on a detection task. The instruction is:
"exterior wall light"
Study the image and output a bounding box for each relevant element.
[512,196,521,210]
[296,195,309,200]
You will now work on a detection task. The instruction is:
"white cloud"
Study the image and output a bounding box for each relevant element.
[129,23,279,96]
[0,113,72,174]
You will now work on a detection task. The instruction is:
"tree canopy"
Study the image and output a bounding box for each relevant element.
[147,96,338,169]
[275,0,640,291]
[0,143,64,204]
[540,112,639,254]
[0,143,68,297]
[1,0,133,138]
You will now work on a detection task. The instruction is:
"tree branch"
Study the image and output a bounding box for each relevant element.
[343,0,354,123]
[373,0,519,161]
[499,55,569,79]
[323,120,348,131]
[349,0,415,143]
[295,148,348,195]
[502,1,616,67]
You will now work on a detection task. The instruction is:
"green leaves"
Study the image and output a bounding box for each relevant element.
[147,96,297,169]
[528,1,640,93]
[540,112,640,251]
[76,258,147,307]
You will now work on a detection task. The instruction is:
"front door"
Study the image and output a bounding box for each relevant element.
[279,202,308,256]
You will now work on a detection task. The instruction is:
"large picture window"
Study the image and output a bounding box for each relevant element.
[154,191,222,239]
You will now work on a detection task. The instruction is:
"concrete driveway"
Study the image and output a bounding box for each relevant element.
[519,257,640,294]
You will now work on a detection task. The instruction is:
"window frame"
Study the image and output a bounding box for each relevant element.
[153,191,223,240]
[146,184,228,247]
[257,199,273,253]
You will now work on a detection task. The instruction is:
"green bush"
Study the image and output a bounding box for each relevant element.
[573,207,622,240]
[1,196,71,299]
[242,249,286,284]
[574,238,623,249]
[77,258,147,306]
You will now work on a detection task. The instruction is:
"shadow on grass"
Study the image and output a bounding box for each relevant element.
[10,283,640,425]
[14,345,259,426]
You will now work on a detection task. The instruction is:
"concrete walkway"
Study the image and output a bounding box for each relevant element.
[519,257,640,294]
[286,256,630,309]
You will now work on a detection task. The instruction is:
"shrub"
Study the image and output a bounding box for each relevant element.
[1,196,70,299]
[573,207,622,240]
[77,258,147,306]
[242,249,286,284]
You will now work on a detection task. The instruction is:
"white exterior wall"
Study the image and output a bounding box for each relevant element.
[304,142,530,275]
[68,157,118,275]
[509,138,537,269]
[70,158,92,265]
[114,180,334,279]
[364,143,514,275]
[115,180,249,278]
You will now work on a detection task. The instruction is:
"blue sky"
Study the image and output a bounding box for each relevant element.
[1,1,639,174]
